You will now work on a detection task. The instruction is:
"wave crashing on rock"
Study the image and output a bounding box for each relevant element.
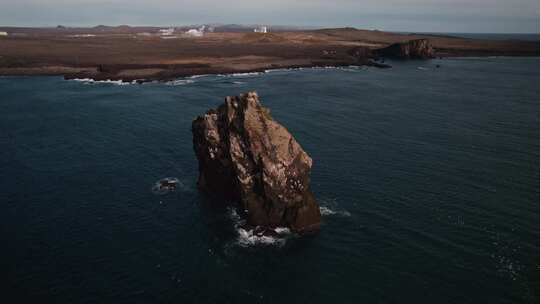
[152,177,182,195]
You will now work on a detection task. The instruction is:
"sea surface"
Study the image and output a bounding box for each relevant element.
[447,33,540,41]
[404,32,540,41]
[1,57,540,303]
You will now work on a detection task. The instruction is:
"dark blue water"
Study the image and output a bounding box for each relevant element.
[443,33,540,42]
[2,57,540,303]
[403,32,540,41]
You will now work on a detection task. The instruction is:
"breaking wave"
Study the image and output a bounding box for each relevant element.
[236,227,290,247]
[151,177,190,195]
[188,74,211,79]
[69,65,368,87]
[70,78,136,85]
[320,206,351,217]
[229,72,263,77]
[228,208,292,247]
[165,79,195,86]
[319,198,352,217]
[264,66,366,74]
[264,67,305,73]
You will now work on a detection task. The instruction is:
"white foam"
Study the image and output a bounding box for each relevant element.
[236,227,286,247]
[151,177,189,195]
[274,227,291,234]
[264,65,366,75]
[264,67,305,73]
[319,206,351,217]
[320,206,336,216]
[165,79,195,86]
[230,72,263,77]
[340,65,368,72]
[188,74,211,79]
[70,78,93,82]
[71,78,135,85]
[70,64,367,87]
[228,208,291,247]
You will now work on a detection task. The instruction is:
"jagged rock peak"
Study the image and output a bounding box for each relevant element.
[192,92,321,233]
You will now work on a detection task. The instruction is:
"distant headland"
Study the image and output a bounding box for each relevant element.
[1,25,539,82]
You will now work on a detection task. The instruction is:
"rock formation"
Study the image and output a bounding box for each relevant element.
[347,46,392,68]
[347,46,373,59]
[192,92,321,233]
[375,39,435,59]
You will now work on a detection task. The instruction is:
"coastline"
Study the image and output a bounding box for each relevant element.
[69,65,371,85]
[2,55,539,84]
[0,60,387,83]
[2,27,540,83]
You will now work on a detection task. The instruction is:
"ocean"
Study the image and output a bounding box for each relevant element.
[401,32,540,42]
[1,57,539,303]
[440,33,540,42]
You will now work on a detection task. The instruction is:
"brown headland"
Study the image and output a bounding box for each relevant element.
[1,26,539,82]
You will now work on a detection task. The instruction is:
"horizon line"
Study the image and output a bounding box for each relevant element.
[0,24,539,35]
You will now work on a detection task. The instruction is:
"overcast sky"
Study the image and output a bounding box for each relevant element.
[1,0,539,33]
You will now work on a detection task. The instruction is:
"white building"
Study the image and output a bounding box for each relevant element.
[254,26,268,33]
[185,26,206,37]
[159,28,175,36]
[0,31,8,36]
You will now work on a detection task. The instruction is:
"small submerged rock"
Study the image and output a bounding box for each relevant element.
[152,177,181,195]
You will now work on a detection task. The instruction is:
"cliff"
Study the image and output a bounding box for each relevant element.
[375,39,435,59]
[192,92,321,233]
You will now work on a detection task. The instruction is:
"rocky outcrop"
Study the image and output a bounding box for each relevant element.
[192,92,321,233]
[347,46,373,59]
[347,46,392,68]
[375,39,435,59]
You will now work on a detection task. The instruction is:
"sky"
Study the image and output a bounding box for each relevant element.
[0,0,539,33]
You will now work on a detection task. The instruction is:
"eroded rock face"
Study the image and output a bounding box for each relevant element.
[376,39,435,59]
[347,46,373,59]
[192,92,321,233]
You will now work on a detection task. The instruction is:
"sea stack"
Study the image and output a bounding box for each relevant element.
[192,92,321,233]
[376,39,435,59]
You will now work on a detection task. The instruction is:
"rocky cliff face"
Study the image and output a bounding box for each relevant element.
[192,92,321,233]
[376,39,435,59]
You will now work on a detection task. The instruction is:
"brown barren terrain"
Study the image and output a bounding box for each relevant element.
[1,26,539,81]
